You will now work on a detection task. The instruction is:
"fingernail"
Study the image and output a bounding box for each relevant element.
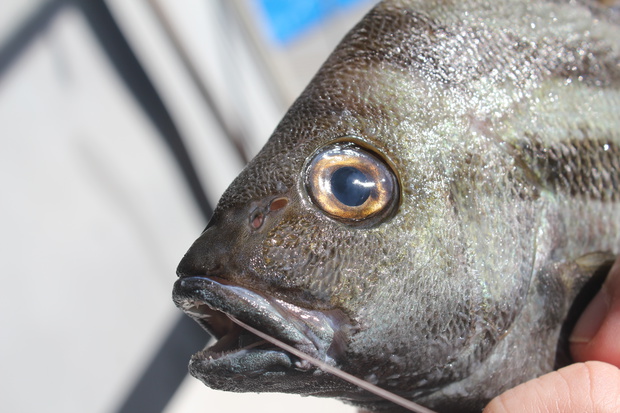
[569,287,610,344]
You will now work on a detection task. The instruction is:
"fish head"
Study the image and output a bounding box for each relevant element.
[172,0,617,410]
[174,39,524,411]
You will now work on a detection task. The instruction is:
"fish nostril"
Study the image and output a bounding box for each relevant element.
[249,209,264,230]
[269,197,289,211]
[249,197,288,230]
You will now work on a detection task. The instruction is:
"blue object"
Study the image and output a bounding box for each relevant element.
[331,166,372,207]
[256,0,371,45]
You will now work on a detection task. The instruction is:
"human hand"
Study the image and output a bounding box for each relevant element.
[483,257,620,412]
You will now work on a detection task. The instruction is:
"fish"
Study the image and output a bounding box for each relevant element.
[172,0,620,411]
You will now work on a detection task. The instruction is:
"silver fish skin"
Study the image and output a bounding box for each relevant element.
[173,0,620,412]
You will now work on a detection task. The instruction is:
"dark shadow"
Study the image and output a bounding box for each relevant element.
[0,0,66,78]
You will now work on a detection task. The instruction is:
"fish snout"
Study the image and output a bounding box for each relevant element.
[176,218,237,280]
[176,195,292,281]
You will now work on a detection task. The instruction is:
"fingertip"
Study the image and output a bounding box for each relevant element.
[571,258,620,368]
[569,287,609,345]
[484,362,620,413]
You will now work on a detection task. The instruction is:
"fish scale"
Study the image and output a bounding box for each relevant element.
[173,0,620,411]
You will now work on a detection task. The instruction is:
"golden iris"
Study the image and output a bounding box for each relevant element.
[304,141,398,225]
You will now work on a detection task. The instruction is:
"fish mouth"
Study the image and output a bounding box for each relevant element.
[172,276,351,392]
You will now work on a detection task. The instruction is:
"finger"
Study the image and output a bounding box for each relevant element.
[570,257,620,367]
[483,361,620,413]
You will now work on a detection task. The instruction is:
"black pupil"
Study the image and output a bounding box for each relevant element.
[330,166,373,207]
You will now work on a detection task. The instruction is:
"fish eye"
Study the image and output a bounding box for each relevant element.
[304,141,399,225]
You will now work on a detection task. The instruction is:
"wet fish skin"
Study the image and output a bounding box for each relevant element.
[175,0,620,411]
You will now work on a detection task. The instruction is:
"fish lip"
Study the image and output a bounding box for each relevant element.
[172,276,343,379]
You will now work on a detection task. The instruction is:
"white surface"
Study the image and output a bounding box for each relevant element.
[105,0,251,203]
[0,7,202,413]
[151,0,285,158]
[0,0,46,42]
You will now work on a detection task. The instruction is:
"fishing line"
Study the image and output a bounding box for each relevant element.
[228,315,437,413]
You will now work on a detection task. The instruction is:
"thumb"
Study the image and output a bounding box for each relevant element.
[483,361,620,413]
[570,256,620,367]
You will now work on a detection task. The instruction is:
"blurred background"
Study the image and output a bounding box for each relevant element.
[0,0,376,412]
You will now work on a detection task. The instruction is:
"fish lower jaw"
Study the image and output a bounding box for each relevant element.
[182,302,331,393]
[173,275,342,370]
[187,339,354,397]
[181,301,313,372]
[198,340,315,372]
